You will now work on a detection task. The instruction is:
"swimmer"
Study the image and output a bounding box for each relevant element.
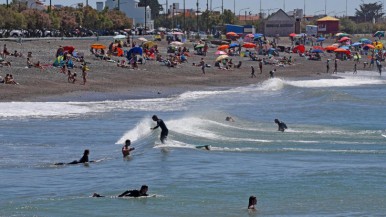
[248,195,257,209]
[93,185,149,198]
[122,139,135,157]
[151,115,168,144]
[225,116,235,122]
[274,119,287,132]
[55,149,93,165]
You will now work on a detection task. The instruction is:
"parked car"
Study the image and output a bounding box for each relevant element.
[9,30,24,37]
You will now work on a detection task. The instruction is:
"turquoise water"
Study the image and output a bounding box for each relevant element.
[1,72,386,216]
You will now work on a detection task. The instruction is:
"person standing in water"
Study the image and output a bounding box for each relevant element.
[151,115,168,143]
[248,195,257,210]
[122,139,135,157]
[274,119,287,132]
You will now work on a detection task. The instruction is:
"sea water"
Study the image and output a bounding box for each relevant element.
[1,71,386,217]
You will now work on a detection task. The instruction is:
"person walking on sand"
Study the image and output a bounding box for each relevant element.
[326,59,330,73]
[200,58,205,74]
[82,63,88,85]
[151,115,169,144]
[333,59,338,74]
[259,60,263,74]
[353,63,357,74]
[251,66,256,78]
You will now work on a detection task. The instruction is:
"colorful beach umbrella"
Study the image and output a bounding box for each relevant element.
[352,42,362,47]
[289,33,297,37]
[312,46,324,51]
[91,43,106,49]
[242,43,256,48]
[216,54,229,62]
[293,44,305,53]
[373,31,385,37]
[195,44,205,49]
[229,43,239,48]
[339,37,350,42]
[63,46,75,54]
[217,45,230,50]
[316,37,326,42]
[245,33,254,38]
[215,50,227,55]
[334,48,350,53]
[226,32,238,37]
[113,35,126,40]
[311,49,324,53]
[170,41,184,46]
[364,44,375,49]
[325,46,338,51]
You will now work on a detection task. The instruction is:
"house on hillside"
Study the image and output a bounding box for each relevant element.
[317,16,340,35]
[105,0,154,30]
[19,0,46,10]
[263,9,295,37]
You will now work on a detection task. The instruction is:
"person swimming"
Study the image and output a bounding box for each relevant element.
[151,115,168,144]
[274,119,287,132]
[196,145,211,150]
[248,195,257,209]
[225,116,235,122]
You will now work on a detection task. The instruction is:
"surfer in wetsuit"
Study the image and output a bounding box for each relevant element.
[151,115,168,143]
[122,139,135,157]
[274,119,287,132]
[55,149,91,165]
[92,185,149,198]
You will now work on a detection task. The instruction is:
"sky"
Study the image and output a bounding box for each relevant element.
[2,0,385,17]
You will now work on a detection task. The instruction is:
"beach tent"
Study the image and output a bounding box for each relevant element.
[373,31,385,37]
[126,47,143,59]
[63,46,75,54]
[53,55,64,67]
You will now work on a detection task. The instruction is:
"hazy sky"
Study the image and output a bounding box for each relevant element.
[2,0,385,16]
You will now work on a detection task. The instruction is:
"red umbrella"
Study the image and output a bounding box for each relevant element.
[226,32,238,37]
[339,37,350,42]
[289,33,297,37]
[334,48,351,55]
[242,43,256,48]
[293,44,305,53]
[312,46,324,51]
[364,44,375,49]
[63,46,75,54]
[217,45,230,50]
[325,46,338,51]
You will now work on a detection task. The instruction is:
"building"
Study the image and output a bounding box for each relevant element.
[263,9,295,37]
[96,2,104,12]
[19,0,46,10]
[317,16,340,35]
[105,0,154,29]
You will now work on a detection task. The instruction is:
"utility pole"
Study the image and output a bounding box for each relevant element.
[6,0,8,8]
[222,0,223,14]
[86,0,88,7]
[233,0,235,16]
[144,0,147,31]
[206,0,209,34]
[196,0,199,33]
[183,0,186,31]
[117,0,120,10]
[324,0,327,16]
[49,0,52,12]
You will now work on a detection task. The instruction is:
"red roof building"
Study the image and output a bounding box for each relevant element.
[317,16,340,34]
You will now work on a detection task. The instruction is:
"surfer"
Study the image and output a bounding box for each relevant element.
[225,116,235,122]
[248,195,257,210]
[122,139,135,157]
[92,185,149,198]
[55,149,92,165]
[196,145,211,151]
[151,115,168,144]
[274,119,287,132]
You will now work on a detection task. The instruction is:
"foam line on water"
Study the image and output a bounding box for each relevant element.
[284,75,386,88]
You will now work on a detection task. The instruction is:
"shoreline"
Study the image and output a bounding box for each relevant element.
[0,38,360,102]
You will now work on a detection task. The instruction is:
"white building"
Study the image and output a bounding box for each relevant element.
[105,0,154,29]
[19,0,46,10]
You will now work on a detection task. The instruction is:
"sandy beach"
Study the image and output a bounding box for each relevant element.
[0,37,359,102]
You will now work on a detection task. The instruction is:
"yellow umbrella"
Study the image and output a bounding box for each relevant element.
[91,43,106,49]
[216,54,229,62]
[143,41,156,48]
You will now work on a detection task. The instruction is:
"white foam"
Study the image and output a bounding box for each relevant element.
[115,118,153,144]
[285,75,386,88]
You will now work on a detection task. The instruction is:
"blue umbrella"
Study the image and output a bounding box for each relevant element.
[229,43,239,48]
[316,37,326,42]
[352,42,362,47]
[311,49,324,53]
[362,40,372,44]
[254,33,263,38]
[126,47,143,59]
[340,46,350,50]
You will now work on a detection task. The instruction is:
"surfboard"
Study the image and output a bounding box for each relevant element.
[196,145,211,150]
[381,134,386,138]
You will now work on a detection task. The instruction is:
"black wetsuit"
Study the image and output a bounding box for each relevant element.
[154,119,168,143]
[118,190,148,197]
[67,154,89,164]
[277,121,287,132]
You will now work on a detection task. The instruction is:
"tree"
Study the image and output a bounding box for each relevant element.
[138,0,161,19]
[222,9,237,24]
[339,17,356,34]
[355,2,384,23]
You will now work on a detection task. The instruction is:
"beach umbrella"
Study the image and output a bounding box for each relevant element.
[312,46,324,51]
[245,33,254,38]
[359,38,371,43]
[242,43,256,48]
[339,46,350,50]
[215,50,227,55]
[316,37,326,42]
[325,46,338,51]
[311,49,324,53]
[331,43,340,47]
[195,44,205,49]
[364,44,375,49]
[172,32,184,35]
[63,46,75,54]
[293,44,305,53]
[229,43,239,48]
[289,33,297,37]
[217,45,230,50]
[352,42,362,47]
[138,37,148,42]
[143,41,156,48]
[216,54,229,62]
[339,37,350,42]
[113,34,126,40]
[226,32,238,37]
[170,41,184,46]
[91,43,106,49]
[129,47,143,55]
[334,48,350,53]
[336,33,349,38]
[373,31,385,37]
[254,33,263,38]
